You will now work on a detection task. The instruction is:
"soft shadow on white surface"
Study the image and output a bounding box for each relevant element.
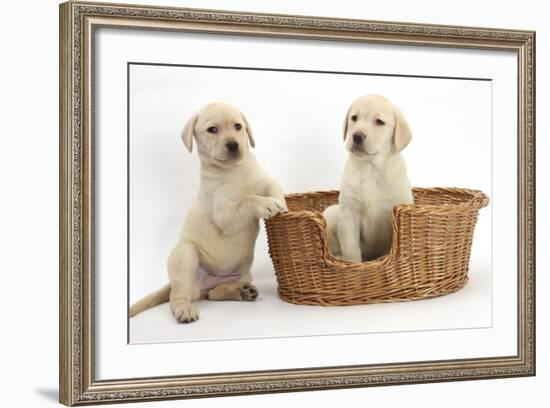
[34,389,58,403]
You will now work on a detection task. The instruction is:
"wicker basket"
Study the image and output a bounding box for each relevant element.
[264,187,489,306]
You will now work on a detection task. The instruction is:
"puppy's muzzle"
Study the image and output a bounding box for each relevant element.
[353,132,366,145]
[225,140,239,153]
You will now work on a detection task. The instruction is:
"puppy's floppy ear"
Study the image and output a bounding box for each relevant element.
[181,113,198,153]
[393,108,412,152]
[240,111,255,148]
[342,106,352,142]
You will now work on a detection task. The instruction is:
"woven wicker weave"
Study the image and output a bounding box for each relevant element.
[264,187,489,306]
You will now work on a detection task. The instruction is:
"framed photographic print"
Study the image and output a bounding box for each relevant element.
[59,1,535,405]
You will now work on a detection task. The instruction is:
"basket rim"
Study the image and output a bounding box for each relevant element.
[280,186,489,220]
[266,186,489,269]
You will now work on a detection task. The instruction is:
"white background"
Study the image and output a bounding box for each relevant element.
[0,0,547,407]
[128,60,494,344]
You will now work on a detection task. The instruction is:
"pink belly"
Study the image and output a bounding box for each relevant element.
[197,264,242,296]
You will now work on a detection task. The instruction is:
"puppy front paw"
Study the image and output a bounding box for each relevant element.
[170,299,199,323]
[240,284,259,301]
[254,197,287,219]
[275,197,289,213]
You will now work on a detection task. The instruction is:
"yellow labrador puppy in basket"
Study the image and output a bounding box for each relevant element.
[323,95,413,263]
[130,102,287,323]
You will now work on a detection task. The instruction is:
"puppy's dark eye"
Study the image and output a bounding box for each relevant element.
[351,115,358,122]
[376,118,385,126]
[207,126,218,134]
[234,123,242,130]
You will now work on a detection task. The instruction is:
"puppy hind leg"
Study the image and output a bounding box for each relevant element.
[207,282,244,301]
[167,242,201,323]
[207,259,258,301]
[236,264,259,301]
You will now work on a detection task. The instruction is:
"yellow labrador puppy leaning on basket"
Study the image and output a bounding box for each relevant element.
[323,95,413,263]
[130,102,287,323]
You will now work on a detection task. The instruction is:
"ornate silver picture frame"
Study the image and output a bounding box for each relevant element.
[59,1,535,405]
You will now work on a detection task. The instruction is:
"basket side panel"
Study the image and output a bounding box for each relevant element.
[265,215,333,304]
[394,207,480,299]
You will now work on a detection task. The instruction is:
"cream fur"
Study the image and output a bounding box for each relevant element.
[130,102,287,322]
[323,95,413,263]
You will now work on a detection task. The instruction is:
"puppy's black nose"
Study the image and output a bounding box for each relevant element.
[226,140,239,152]
[353,132,366,144]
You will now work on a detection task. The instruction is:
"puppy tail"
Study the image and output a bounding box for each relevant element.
[129,284,171,317]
